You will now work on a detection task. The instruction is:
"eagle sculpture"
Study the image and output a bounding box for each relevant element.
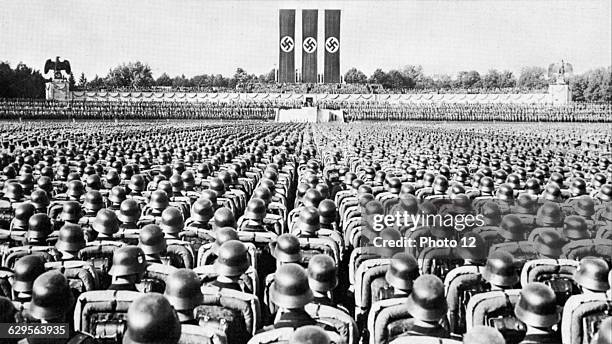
[44,56,71,79]
[548,60,573,84]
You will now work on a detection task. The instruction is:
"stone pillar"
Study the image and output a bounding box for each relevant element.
[548,83,570,105]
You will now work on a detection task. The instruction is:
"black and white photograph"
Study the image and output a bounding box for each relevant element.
[0,1,611,343]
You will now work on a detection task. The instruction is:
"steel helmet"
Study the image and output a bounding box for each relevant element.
[55,223,86,252]
[108,246,147,277]
[27,213,53,241]
[13,255,46,293]
[385,252,419,292]
[12,202,36,229]
[500,214,526,241]
[123,294,181,344]
[295,206,320,235]
[244,198,267,221]
[149,190,169,211]
[164,269,203,311]
[514,283,560,328]
[404,274,447,322]
[272,234,302,264]
[92,209,120,236]
[190,198,214,223]
[160,207,184,235]
[118,199,141,223]
[139,224,167,255]
[214,240,250,277]
[482,251,519,287]
[573,258,610,292]
[307,254,338,293]
[108,186,127,204]
[534,229,566,258]
[29,271,74,321]
[270,263,313,309]
[213,207,236,229]
[563,215,590,240]
[290,325,330,344]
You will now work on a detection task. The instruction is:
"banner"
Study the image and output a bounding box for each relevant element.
[279,9,296,83]
[324,9,341,83]
[301,9,318,83]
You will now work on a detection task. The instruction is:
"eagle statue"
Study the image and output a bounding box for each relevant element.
[44,56,71,80]
[548,60,573,84]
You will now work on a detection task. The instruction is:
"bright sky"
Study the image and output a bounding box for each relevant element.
[0,0,610,79]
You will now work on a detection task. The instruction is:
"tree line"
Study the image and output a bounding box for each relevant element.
[0,60,610,102]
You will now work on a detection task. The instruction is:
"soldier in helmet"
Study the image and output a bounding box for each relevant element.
[185,198,214,229]
[514,283,562,344]
[117,199,143,230]
[318,199,337,231]
[534,229,566,259]
[198,227,239,266]
[26,213,53,245]
[145,190,170,217]
[573,258,610,294]
[293,206,320,238]
[107,246,147,291]
[270,263,318,327]
[90,209,120,241]
[208,240,251,293]
[122,294,181,344]
[55,223,86,260]
[239,198,272,232]
[26,271,96,343]
[107,186,127,211]
[138,224,167,264]
[482,251,520,290]
[212,206,237,230]
[379,252,420,300]
[392,274,450,339]
[10,203,36,231]
[158,207,184,239]
[12,255,46,302]
[563,215,591,241]
[164,269,203,325]
[307,254,342,309]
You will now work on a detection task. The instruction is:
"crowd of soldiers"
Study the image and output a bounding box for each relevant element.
[0,120,611,344]
[1,99,611,122]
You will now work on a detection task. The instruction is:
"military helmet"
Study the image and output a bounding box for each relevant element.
[160,207,184,235]
[12,202,36,229]
[13,255,46,293]
[29,189,50,210]
[66,180,85,198]
[123,293,181,344]
[570,177,587,196]
[244,198,267,221]
[514,282,560,328]
[573,258,610,292]
[515,193,536,214]
[496,183,515,200]
[307,254,338,293]
[214,240,250,277]
[482,251,519,287]
[83,190,104,212]
[598,184,612,202]
[536,202,563,227]
[500,214,526,241]
[398,193,419,213]
[404,274,447,322]
[190,198,214,223]
[55,223,86,252]
[108,246,147,277]
[573,196,595,218]
[59,201,81,222]
[92,209,120,236]
[456,232,487,261]
[387,177,402,194]
[29,271,74,321]
[118,199,141,223]
[128,174,146,192]
[213,207,236,229]
[36,176,53,194]
[318,199,337,225]
[534,229,566,258]
[272,233,302,263]
[270,263,313,309]
[289,325,330,344]
[139,224,167,255]
[563,215,589,240]
[385,252,419,292]
[209,177,225,196]
[479,176,495,193]
[213,227,239,248]
[27,213,53,240]
[296,206,320,235]
[164,269,203,311]
[253,187,272,205]
[109,186,127,204]
[149,190,169,210]
[5,183,24,201]
[302,189,324,208]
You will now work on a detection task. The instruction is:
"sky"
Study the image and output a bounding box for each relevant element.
[0,0,610,80]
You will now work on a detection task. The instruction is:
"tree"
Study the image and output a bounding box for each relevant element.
[386,69,413,89]
[105,61,154,88]
[344,67,367,84]
[77,73,87,89]
[483,69,502,89]
[433,74,453,89]
[499,70,517,88]
[68,73,76,91]
[518,66,548,89]
[156,73,172,87]
[88,75,105,90]
[456,70,481,89]
[0,62,46,98]
[401,65,424,88]
[369,69,388,85]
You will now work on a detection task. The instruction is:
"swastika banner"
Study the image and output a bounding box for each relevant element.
[279,9,296,83]
[301,9,318,83]
[324,9,341,83]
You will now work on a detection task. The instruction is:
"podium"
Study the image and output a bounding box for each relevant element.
[548,83,571,105]
[45,79,70,101]
[275,107,344,123]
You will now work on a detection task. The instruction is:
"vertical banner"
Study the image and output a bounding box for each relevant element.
[324,9,341,83]
[279,9,296,83]
[301,9,318,84]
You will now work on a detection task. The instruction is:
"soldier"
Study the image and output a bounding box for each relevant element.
[534,229,566,259]
[107,246,147,291]
[307,254,340,308]
[25,271,96,343]
[122,294,181,344]
[159,207,184,239]
[379,252,420,300]
[117,199,142,230]
[393,274,450,339]
[269,263,317,327]
[138,224,167,264]
[164,269,204,325]
[514,283,562,344]
[107,186,127,211]
[482,251,520,290]
[91,209,120,241]
[208,240,251,292]
[10,203,36,231]
[573,258,610,293]
[212,206,237,230]
[11,255,46,302]
[185,198,214,229]
[26,213,53,245]
[563,215,591,241]
[55,223,86,260]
